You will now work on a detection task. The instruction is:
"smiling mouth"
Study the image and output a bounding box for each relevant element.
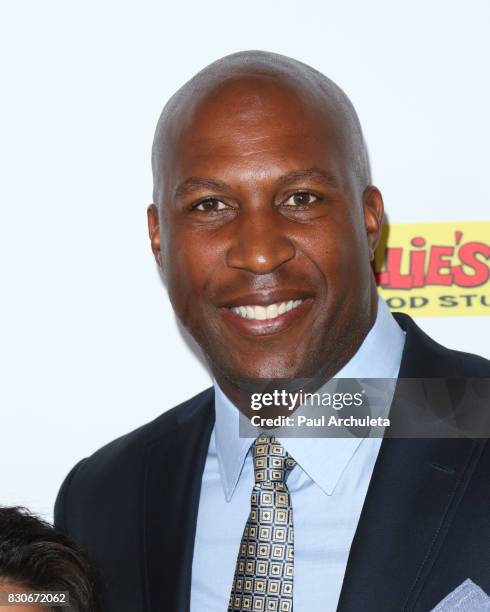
[229,299,304,321]
[220,295,313,337]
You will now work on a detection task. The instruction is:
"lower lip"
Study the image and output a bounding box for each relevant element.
[220,299,314,337]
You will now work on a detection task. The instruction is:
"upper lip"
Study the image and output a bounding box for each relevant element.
[217,289,314,308]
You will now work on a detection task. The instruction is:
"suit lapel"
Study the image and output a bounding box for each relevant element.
[337,313,486,611]
[142,389,215,612]
[336,437,485,611]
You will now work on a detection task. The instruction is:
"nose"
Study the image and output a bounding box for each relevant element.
[226,211,296,274]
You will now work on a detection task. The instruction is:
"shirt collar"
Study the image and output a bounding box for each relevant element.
[213,295,406,500]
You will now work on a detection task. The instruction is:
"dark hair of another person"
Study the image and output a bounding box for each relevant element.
[0,507,96,612]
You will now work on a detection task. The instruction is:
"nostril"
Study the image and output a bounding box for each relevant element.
[226,235,296,275]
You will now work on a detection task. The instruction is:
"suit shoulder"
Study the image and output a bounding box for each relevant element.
[393,312,490,377]
[55,386,214,510]
[88,385,213,458]
[422,328,490,375]
[451,348,490,376]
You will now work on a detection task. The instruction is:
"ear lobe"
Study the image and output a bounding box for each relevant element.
[362,186,384,259]
[147,203,163,268]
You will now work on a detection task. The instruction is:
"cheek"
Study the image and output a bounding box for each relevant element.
[164,228,221,319]
[303,224,358,272]
[166,245,199,317]
[300,217,367,296]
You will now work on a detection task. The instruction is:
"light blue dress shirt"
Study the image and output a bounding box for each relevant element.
[190,296,406,611]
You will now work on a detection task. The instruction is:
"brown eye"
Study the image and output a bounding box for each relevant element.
[195,198,226,212]
[194,198,228,212]
[283,192,318,207]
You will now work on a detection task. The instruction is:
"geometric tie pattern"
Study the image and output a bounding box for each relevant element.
[228,435,297,612]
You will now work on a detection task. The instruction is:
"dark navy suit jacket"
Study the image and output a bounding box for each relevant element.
[54,313,490,611]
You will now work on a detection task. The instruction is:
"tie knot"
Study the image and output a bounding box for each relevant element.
[252,435,296,485]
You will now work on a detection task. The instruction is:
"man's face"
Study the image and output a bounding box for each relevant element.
[149,77,382,388]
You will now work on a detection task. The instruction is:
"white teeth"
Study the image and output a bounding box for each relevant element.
[255,305,267,320]
[230,300,304,321]
[266,304,278,319]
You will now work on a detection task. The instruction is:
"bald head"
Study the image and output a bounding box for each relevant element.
[151,50,371,206]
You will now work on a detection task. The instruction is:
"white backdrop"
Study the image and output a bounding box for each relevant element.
[1,0,489,521]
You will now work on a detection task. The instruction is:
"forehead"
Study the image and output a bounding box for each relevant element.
[163,75,351,187]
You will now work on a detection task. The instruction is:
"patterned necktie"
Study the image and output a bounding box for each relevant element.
[228,435,297,612]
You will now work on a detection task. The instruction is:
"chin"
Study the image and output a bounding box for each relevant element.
[225,358,306,384]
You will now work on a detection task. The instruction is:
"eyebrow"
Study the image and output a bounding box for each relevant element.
[174,167,340,199]
[276,168,340,189]
[175,177,231,199]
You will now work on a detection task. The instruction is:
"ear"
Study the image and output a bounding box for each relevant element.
[362,186,384,261]
[147,203,163,268]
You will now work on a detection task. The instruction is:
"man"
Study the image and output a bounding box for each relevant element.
[55,51,490,611]
[0,506,96,612]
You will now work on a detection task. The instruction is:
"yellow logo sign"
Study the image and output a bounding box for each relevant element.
[375,221,490,316]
